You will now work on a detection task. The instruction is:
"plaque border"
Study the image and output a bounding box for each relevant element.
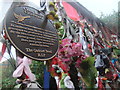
[4,5,59,61]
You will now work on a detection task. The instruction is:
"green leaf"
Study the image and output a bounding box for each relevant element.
[79,56,97,88]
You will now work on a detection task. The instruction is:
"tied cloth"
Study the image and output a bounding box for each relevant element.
[59,73,74,88]
[13,56,36,81]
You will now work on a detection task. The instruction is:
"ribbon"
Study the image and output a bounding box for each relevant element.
[98,76,105,90]
[44,67,50,88]
[0,30,7,61]
[64,75,74,88]
[13,56,36,81]
[62,1,80,21]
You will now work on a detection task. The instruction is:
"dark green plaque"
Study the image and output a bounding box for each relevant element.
[4,5,59,61]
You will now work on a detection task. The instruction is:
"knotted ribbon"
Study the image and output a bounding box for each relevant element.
[13,56,36,81]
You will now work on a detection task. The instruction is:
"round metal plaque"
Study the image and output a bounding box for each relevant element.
[4,5,59,61]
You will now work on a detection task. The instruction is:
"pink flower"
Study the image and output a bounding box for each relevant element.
[71,43,83,56]
[58,48,65,56]
[72,43,82,52]
[64,47,73,57]
[58,47,73,58]
[62,58,71,62]
[58,38,88,69]
[61,38,72,47]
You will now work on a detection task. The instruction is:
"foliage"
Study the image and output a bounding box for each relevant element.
[55,22,61,29]
[79,56,97,88]
[49,2,55,7]
[1,59,16,89]
[113,48,120,56]
[54,14,59,20]
[30,60,44,87]
[49,11,56,16]
[58,28,64,39]
[99,11,118,32]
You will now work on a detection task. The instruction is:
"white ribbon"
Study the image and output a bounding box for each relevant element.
[64,76,75,88]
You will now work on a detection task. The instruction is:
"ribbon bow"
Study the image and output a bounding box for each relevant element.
[13,56,36,81]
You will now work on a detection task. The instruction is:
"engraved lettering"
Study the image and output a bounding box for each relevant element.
[45,50,52,53]
[34,49,45,53]
[23,7,43,19]
[26,48,33,52]
[37,53,45,57]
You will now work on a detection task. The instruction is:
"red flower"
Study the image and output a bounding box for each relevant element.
[49,57,69,76]
[75,58,82,68]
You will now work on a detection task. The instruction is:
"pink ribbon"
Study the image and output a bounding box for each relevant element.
[13,56,36,81]
[62,1,80,21]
